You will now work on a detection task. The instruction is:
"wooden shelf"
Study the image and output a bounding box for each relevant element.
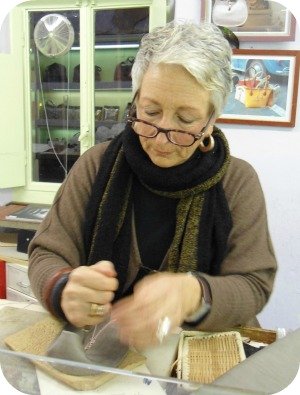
[35,81,132,91]
[35,147,80,158]
[35,119,125,128]
[0,204,40,231]
[36,119,80,128]
[0,245,28,265]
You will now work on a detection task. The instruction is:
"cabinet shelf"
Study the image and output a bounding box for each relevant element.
[95,81,132,90]
[94,33,144,45]
[35,119,125,128]
[35,149,80,159]
[36,119,80,128]
[36,81,132,92]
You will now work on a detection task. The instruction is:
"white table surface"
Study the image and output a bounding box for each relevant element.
[1,299,298,395]
[0,299,181,395]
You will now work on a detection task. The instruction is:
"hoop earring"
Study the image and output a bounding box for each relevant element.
[199,135,215,152]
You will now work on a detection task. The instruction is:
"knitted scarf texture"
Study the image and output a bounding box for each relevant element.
[84,123,232,300]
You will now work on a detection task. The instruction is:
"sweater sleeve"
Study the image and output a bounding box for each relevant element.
[28,143,109,307]
[196,157,277,330]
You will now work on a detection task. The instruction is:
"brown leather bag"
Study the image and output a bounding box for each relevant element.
[114,57,135,81]
[73,64,102,82]
[43,63,68,83]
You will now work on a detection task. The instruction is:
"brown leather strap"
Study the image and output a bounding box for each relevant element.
[197,275,212,305]
[43,268,72,314]
[184,272,212,325]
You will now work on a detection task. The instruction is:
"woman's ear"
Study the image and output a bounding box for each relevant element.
[129,90,139,118]
[203,111,216,137]
[129,105,137,118]
[204,124,214,137]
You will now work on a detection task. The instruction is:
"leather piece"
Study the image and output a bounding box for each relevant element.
[46,319,128,376]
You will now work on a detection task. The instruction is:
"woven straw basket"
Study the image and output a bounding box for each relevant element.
[177,331,246,384]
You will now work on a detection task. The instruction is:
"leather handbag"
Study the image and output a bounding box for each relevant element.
[43,63,68,83]
[235,79,272,108]
[235,69,272,108]
[63,105,80,120]
[39,100,64,119]
[73,64,102,82]
[212,0,248,27]
[114,57,135,81]
[244,79,272,109]
[39,100,80,120]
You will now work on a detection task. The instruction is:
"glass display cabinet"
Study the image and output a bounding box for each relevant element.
[1,0,167,202]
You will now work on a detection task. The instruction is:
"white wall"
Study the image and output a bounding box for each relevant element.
[219,2,300,332]
[0,0,299,330]
[175,0,300,331]
[224,122,300,332]
[0,189,12,206]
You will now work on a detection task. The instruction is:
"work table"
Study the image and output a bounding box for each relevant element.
[0,299,299,395]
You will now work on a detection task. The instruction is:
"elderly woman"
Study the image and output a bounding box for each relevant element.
[28,22,277,349]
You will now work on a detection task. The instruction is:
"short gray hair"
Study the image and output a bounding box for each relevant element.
[131,22,233,117]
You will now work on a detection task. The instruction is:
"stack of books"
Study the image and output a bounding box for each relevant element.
[0,204,51,230]
[5,205,50,223]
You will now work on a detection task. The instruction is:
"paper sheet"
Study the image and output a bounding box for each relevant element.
[36,364,167,395]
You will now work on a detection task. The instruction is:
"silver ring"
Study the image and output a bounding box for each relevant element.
[156,316,171,343]
[89,303,105,317]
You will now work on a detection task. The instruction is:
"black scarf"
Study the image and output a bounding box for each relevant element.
[83,123,232,300]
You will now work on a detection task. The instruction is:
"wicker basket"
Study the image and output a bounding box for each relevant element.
[177,331,246,384]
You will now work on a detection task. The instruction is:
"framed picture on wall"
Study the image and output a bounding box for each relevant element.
[207,0,296,42]
[217,49,300,127]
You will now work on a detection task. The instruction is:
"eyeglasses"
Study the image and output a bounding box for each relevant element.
[127,113,214,147]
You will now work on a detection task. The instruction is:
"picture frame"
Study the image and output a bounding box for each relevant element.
[217,49,300,127]
[207,0,296,42]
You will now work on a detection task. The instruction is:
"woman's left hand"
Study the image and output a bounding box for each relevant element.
[111,272,201,349]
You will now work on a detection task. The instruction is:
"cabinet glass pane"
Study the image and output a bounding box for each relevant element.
[93,8,149,144]
[29,10,80,183]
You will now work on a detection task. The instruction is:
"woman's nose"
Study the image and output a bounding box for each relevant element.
[154,129,169,144]
[154,117,172,144]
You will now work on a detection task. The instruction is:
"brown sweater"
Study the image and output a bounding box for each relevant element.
[28,141,277,330]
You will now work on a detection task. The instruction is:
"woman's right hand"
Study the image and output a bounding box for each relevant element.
[61,260,118,327]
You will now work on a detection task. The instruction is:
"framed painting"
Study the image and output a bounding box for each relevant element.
[217,49,300,127]
[207,0,296,42]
